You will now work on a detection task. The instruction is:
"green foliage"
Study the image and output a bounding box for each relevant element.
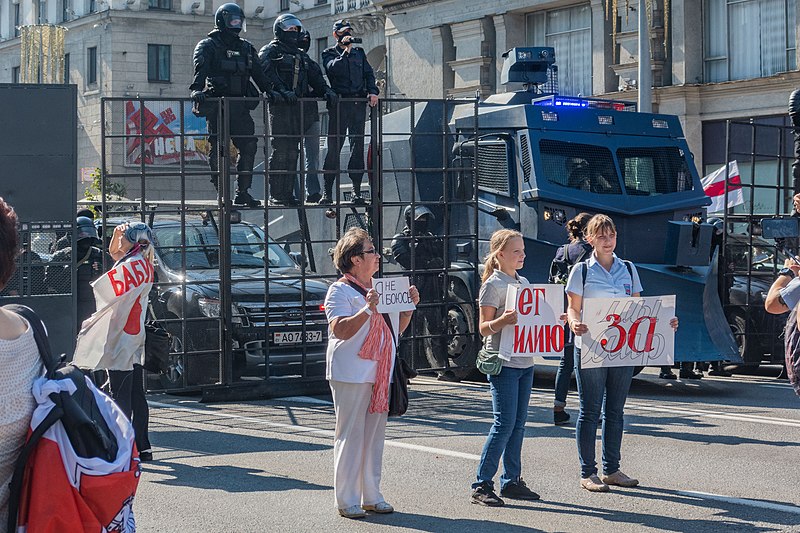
[83,168,126,217]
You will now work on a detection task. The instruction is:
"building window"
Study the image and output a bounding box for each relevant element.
[87,46,97,85]
[280,0,289,11]
[89,0,96,13]
[39,0,47,23]
[14,3,20,37]
[62,0,71,21]
[526,4,592,97]
[64,53,70,84]
[12,66,19,83]
[147,44,171,82]
[704,0,796,83]
[316,0,328,4]
[317,37,327,64]
[148,0,172,9]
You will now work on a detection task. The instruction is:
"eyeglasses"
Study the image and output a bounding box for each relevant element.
[360,248,377,255]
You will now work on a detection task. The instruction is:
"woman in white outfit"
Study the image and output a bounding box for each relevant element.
[324,227,419,519]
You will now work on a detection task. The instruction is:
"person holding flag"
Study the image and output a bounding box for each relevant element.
[73,222,155,462]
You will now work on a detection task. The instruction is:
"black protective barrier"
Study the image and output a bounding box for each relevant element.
[721,119,794,365]
[99,95,480,399]
[0,84,77,354]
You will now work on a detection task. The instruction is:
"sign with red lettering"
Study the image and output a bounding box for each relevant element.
[498,284,565,358]
[581,295,676,369]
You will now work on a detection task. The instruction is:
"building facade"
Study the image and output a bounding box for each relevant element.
[0,0,797,197]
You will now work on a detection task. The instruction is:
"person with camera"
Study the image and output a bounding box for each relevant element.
[319,20,379,206]
[190,3,278,207]
[259,15,338,206]
[765,257,800,395]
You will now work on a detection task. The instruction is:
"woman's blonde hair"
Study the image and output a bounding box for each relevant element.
[482,229,523,282]
[585,214,616,240]
[332,227,371,273]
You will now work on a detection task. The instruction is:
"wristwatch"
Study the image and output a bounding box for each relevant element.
[779,267,796,279]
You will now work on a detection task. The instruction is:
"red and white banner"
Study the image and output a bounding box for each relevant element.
[581,295,676,369]
[702,161,744,214]
[72,253,154,371]
[16,376,139,532]
[498,284,565,359]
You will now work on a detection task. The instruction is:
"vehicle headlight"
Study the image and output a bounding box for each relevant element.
[198,297,221,317]
[198,297,242,323]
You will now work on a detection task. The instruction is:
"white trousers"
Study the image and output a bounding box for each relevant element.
[330,380,388,509]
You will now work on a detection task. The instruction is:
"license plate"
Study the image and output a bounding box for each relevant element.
[274,330,323,344]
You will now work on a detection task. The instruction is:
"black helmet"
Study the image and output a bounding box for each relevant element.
[76,216,100,243]
[273,13,302,45]
[707,217,725,236]
[403,205,435,228]
[298,29,311,52]
[215,3,245,34]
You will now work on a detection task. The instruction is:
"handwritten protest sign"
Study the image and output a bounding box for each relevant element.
[374,276,416,313]
[581,295,676,369]
[498,284,565,358]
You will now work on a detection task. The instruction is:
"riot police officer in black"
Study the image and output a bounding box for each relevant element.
[45,216,108,329]
[391,206,451,377]
[319,19,379,206]
[190,3,276,207]
[258,15,338,206]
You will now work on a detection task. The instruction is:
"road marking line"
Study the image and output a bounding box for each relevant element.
[149,401,479,460]
[675,491,800,516]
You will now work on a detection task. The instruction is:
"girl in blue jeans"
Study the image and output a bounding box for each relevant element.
[566,215,678,492]
[471,229,540,506]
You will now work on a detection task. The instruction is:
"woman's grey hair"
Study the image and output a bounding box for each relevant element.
[332,228,370,273]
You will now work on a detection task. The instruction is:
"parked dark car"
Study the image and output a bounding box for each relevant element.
[723,233,788,365]
[101,215,330,389]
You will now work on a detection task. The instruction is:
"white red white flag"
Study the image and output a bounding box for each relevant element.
[702,161,744,213]
[72,252,154,371]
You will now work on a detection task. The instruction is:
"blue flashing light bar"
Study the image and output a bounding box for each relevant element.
[531,95,637,112]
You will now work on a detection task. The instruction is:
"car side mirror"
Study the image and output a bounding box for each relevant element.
[289,251,308,269]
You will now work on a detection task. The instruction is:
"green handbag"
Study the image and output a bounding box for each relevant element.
[476,348,503,376]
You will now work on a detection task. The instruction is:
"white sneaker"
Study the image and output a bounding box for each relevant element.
[338,505,367,519]
[363,501,394,514]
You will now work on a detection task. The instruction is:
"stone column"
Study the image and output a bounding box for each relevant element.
[590,0,614,95]
[447,18,494,98]
[493,12,525,93]
[670,0,702,86]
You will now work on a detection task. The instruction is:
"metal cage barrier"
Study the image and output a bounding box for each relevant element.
[99,95,481,399]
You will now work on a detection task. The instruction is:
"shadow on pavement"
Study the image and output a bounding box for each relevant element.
[151,429,329,456]
[146,463,332,493]
[363,511,545,532]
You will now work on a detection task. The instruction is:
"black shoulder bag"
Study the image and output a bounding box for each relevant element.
[342,279,416,417]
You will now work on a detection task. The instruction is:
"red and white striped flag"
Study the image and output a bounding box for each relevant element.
[702,161,744,214]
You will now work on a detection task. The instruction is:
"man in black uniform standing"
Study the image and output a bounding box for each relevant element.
[190,3,276,207]
[319,20,380,205]
[259,14,338,205]
[391,205,452,378]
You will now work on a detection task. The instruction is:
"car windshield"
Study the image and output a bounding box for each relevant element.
[154,223,297,270]
[727,236,788,272]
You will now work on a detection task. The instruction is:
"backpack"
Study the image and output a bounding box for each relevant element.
[783,307,800,397]
[5,304,140,533]
[549,242,591,285]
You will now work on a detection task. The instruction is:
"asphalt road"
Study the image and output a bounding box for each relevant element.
[134,362,800,532]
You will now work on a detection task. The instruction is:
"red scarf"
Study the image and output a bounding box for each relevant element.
[343,273,394,414]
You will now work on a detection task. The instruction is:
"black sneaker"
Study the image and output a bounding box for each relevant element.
[679,369,703,379]
[306,192,322,204]
[350,193,368,205]
[500,479,540,501]
[554,410,570,426]
[318,194,333,205]
[471,483,504,507]
[659,370,677,380]
[139,450,153,462]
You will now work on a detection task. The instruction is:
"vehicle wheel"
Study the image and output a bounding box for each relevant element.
[447,305,481,381]
[158,332,188,390]
[729,313,759,364]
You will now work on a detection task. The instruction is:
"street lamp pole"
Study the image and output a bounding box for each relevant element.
[638,0,652,112]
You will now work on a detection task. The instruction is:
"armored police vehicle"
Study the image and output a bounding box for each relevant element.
[374,47,741,367]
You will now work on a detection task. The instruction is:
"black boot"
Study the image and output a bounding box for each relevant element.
[234,175,261,207]
[318,178,334,205]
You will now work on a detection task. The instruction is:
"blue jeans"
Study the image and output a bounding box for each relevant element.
[473,365,534,490]
[574,349,634,478]
[554,340,575,408]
